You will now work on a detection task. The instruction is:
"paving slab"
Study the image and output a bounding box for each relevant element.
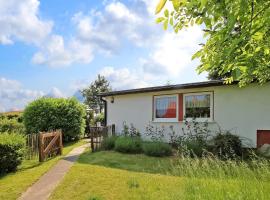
[19,143,89,200]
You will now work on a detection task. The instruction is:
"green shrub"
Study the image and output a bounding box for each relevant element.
[0,118,25,133]
[183,138,208,157]
[101,136,118,150]
[212,132,243,159]
[23,97,86,142]
[142,142,172,157]
[0,133,25,174]
[93,113,105,126]
[114,136,142,153]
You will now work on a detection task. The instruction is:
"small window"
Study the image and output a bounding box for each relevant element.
[184,92,213,121]
[154,95,178,122]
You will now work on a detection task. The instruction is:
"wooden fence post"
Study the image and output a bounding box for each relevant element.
[90,131,94,152]
[59,130,63,155]
[38,132,44,162]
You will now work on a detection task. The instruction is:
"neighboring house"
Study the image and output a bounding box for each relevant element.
[100,80,270,148]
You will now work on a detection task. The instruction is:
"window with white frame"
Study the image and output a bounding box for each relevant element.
[183,92,213,121]
[154,95,178,122]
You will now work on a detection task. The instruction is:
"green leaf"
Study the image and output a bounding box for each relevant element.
[255,47,261,52]
[201,0,208,7]
[252,32,263,41]
[155,0,167,14]
[156,17,165,24]
[169,17,174,26]
[192,51,202,60]
[164,9,169,17]
[172,0,181,10]
[163,19,169,30]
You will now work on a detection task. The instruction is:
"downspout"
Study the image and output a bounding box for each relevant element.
[101,97,107,126]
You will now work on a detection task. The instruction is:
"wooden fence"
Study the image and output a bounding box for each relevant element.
[38,130,63,162]
[25,134,39,160]
[89,124,115,152]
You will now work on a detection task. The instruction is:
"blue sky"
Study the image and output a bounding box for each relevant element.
[0,0,207,112]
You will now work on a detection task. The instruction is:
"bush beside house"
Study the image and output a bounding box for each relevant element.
[23,97,86,142]
[0,133,25,174]
[114,136,142,154]
[101,136,118,150]
[142,142,172,157]
[101,121,249,159]
[211,132,243,159]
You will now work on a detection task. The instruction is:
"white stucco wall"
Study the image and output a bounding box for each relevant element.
[105,83,270,147]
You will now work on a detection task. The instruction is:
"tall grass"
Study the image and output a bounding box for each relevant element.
[167,154,270,181]
[162,154,270,199]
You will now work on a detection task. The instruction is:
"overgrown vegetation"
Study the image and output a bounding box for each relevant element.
[142,142,172,157]
[102,120,250,160]
[0,118,25,133]
[50,151,270,200]
[23,97,86,142]
[101,136,118,150]
[122,122,141,138]
[211,131,244,159]
[114,136,142,154]
[0,133,25,174]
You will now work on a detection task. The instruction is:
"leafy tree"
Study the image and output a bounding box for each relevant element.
[156,0,270,86]
[23,98,86,142]
[81,75,111,112]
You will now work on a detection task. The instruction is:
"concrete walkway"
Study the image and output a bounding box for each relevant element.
[19,143,89,200]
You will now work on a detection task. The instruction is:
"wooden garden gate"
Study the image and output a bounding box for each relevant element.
[89,124,115,152]
[39,130,63,162]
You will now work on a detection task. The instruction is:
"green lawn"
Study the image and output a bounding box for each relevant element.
[50,151,270,200]
[0,140,87,200]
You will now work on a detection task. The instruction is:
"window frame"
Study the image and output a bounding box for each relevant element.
[153,94,179,122]
[183,92,213,122]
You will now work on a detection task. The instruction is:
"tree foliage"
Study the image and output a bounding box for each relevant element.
[156,0,270,86]
[23,98,86,141]
[81,75,111,112]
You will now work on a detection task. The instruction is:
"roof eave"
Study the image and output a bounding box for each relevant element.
[99,80,231,97]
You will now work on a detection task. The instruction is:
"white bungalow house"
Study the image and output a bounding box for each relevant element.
[100,80,270,148]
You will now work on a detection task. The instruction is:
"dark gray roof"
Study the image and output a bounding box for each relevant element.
[99,80,227,97]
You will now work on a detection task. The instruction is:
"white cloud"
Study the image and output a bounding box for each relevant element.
[72,0,205,79]
[0,77,70,112]
[105,2,139,22]
[142,26,203,78]
[71,0,207,90]
[0,77,44,112]
[100,67,151,90]
[0,0,53,45]
[72,1,156,55]
[1,0,207,86]
[32,35,93,67]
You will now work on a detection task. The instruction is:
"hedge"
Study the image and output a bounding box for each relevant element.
[0,133,25,174]
[23,97,86,142]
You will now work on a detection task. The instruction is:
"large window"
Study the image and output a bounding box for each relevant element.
[183,92,213,121]
[154,95,178,122]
